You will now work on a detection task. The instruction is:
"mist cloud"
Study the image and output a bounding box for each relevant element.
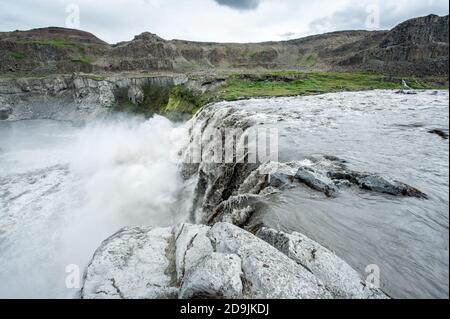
[214,0,261,10]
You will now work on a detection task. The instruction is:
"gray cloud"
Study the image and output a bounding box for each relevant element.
[214,0,261,10]
[309,1,449,33]
[279,31,302,40]
[309,6,370,33]
[0,0,448,44]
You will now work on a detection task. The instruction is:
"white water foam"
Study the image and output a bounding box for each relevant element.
[0,115,188,298]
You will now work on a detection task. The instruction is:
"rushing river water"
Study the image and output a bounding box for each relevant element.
[240,90,449,299]
[0,90,448,299]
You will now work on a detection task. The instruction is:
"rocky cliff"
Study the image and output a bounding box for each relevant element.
[0,73,212,122]
[1,14,448,76]
[348,14,449,75]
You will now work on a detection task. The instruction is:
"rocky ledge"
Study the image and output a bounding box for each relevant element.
[81,222,388,299]
[0,73,219,123]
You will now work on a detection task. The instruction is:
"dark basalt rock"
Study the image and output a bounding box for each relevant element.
[268,172,295,189]
[428,129,449,140]
[329,172,428,199]
[294,156,428,199]
[0,106,12,120]
[295,167,338,198]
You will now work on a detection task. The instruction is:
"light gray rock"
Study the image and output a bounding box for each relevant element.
[174,224,213,282]
[81,226,179,299]
[128,85,144,105]
[82,222,389,299]
[179,253,243,299]
[258,228,389,299]
[0,74,188,122]
[208,222,332,299]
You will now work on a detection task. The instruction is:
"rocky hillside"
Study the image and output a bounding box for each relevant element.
[344,14,449,75]
[0,14,448,76]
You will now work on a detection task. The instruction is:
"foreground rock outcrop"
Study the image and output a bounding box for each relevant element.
[81,222,388,299]
[258,228,387,299]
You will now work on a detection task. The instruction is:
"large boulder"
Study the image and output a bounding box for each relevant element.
[0,105,12,120]
[292,156,427,199]
[208,223,332,299]
[258,228,389,299]
[81,226,179,299]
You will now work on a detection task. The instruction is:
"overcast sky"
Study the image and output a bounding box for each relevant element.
[0,0,448,43]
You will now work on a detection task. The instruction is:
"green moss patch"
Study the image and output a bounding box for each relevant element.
[71,56,94,64]
[297,53,318,68]
[213,72,446,101]
[10,52,26,60]
[113,84,172,115]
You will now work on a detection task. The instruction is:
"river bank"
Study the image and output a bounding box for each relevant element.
[0,71,448,123]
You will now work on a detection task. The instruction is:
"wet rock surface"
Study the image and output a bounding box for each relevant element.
[294,156,428,199]
[177,93,431,231]
[82,222,387,299]
[295,166,339,198]
[428,129,449,140]
[0,105,12,120]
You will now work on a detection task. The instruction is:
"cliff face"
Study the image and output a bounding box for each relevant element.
[381,14,449,46]
[0,73,189,123]
[0,15,448,76]
[356,14,449,76]
[0,27,109,74]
